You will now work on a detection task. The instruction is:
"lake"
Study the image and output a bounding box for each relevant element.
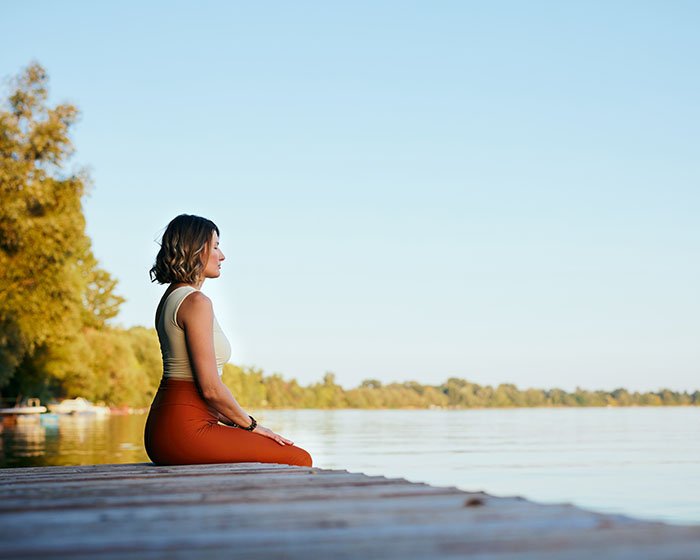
[1,407,697,526]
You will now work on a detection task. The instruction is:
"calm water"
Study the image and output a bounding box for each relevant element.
[2,407,698,526]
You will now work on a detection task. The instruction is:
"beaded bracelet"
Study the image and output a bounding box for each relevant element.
[230,415,256,431]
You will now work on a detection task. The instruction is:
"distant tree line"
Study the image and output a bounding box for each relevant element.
[10,320,694,408]
[223,367,700,409]
[9,318,699,408]
[1,63,697,409]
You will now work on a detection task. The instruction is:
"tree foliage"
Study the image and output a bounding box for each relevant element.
[0,62,124,397]
[212,369,698,410]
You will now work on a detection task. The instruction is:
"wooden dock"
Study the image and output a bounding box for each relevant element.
[1,462,698,559]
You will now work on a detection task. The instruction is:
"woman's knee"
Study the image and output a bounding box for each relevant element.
[290,445,313,467]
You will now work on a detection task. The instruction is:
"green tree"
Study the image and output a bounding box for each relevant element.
[81,254,126,329]
[0,62,123,398]
[221,364,267,407]
[611,388,631,406]
[311,372,346,408]
[360,378,382,389]
[523,388,546,407]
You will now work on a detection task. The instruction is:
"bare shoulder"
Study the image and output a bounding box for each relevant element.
[176,291,213,329]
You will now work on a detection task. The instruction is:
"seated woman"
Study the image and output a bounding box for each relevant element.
[144,214,313,467]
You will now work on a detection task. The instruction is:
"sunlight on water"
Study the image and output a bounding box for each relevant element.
[2,407,698,525]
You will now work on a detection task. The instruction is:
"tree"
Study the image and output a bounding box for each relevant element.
[360,378,382,389]
[311,372,346,408]
[0,62,123,398]
[81,253,125,329]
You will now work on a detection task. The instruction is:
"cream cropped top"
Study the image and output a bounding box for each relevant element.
[156,286,232,381]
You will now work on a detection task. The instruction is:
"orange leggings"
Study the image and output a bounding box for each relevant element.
[144,378,313,467]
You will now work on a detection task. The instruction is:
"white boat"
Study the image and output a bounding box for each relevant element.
[0,398,47,415]
[47,397,111,416]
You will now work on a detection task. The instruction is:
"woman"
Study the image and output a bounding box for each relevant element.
[144,214,313,467]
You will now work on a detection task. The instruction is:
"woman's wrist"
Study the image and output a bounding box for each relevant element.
[243,414,258,432]
[225,414,257,431]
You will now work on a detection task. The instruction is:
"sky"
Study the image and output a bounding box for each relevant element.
[2,1,698,392]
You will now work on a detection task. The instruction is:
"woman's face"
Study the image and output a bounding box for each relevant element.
[202,231,225,279]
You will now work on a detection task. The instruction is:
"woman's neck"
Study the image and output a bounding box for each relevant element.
[171,280,203,291]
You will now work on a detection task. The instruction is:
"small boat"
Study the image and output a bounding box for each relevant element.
[47,397,111,416]
[0,398,47,415]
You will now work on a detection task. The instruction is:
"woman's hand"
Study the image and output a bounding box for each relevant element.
[253,424,295,446]
[217,413,294,446]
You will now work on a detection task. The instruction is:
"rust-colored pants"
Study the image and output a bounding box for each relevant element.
[144,378,313,467]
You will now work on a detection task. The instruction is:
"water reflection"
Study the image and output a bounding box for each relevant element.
[1,416,46,458]
[0,413,149,468]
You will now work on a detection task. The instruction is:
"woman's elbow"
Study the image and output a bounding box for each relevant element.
[199,381,223,404]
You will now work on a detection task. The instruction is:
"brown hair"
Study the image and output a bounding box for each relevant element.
[149,214,220,284]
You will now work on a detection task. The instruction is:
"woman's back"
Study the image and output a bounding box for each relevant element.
[156,285,231,381]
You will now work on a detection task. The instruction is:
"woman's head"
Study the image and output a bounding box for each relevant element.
[149,214,223,285]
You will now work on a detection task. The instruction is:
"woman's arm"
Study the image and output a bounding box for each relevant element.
[177,292,294,446]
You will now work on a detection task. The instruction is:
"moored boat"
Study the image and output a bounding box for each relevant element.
[0,398,47,415]
[47,397,111,416]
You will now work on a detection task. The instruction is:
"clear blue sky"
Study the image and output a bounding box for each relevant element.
[3,1,698,392]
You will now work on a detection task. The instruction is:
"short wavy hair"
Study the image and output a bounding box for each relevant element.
[149,214,220,285]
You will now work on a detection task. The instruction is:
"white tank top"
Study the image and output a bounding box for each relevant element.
[156,286,232,381]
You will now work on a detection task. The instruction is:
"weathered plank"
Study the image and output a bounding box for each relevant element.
[0,462,322,485]
[0,480,466,512]
[0,470,400,495]
[1,462,698,560]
